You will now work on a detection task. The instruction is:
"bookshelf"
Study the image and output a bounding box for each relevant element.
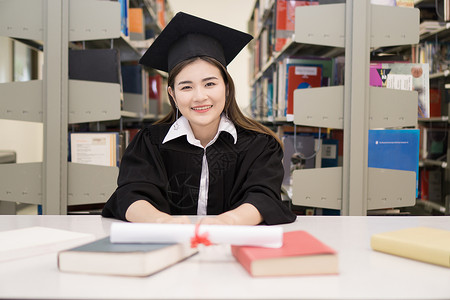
[412,0,450,215]
[292,2,420,215]
[248,1,421,215]
[0,0,169,214]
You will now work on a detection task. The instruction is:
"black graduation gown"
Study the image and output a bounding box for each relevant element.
[102,123,296,225]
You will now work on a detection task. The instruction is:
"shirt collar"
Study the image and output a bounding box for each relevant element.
[162,114,237,148]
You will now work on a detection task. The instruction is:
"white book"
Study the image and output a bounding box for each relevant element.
[0,226,95,263]
[70,132,119,166]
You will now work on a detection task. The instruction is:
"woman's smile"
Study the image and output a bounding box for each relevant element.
[192,105,213,112]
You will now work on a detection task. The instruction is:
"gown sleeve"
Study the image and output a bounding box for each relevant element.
[102,128,170,221]
[237,133,297,225]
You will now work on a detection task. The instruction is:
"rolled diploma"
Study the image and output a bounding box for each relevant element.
[110,223,283,248]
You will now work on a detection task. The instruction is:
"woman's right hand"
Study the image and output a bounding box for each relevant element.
[126,200,190,224]
[155,215,191,224]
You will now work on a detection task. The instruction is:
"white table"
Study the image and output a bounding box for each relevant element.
[0,215,449,299]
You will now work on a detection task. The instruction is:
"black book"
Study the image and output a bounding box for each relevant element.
[58,237,198,277]
[69,49,122,84]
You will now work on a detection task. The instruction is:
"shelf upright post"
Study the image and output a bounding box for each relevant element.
[342,0,371,215]
[61,0,69,214]
[42,0,68,214]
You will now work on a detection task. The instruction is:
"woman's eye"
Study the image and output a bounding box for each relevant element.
[180,86,191,90]
[205,82,215,87]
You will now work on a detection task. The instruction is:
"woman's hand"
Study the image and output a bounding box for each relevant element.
[155,215,191,224]
[199,203,263,225]
[199,214,236,225]
[126,200,191,224]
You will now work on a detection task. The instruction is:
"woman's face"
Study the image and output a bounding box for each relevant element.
[169,59,226,135]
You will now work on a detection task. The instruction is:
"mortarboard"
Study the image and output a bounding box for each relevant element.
[139,12,253,73]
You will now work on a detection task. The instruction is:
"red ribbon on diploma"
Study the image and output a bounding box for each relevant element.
[191,223,212,248]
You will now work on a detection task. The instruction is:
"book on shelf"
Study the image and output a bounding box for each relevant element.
[286,65,322,121]
[369,62,430,118]
[119,0,129,36]
[156,0,166,29]
[69,132,120,167]
[274,0,319,52]
[259,27,272,68]
[69,48,122,85]
[0,226,94,263]
[371,227,450,268]
[252,76,274,120]
[58,237,198,277]
[274,56,331,120]
[429,88,442,117]
[368,129,420,196]
[333,56,345,86]
[411,40,450,74]
[121,64,144,94]
[330,129,343,165]
[370,0,414,7]
[231,230,338,277]
[148,73,164,115]
[129,7,145,40]
[321,139,339,168]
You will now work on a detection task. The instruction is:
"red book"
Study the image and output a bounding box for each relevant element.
[274,1,319,52]
[420,169,429,200]
[286,65,322,118]
[231,231,338,277]
[429,88,441,117]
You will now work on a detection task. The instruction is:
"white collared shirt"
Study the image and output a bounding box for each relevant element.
[162,115,237,215]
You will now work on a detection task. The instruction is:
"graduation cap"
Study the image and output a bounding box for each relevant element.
[139,12,253,73]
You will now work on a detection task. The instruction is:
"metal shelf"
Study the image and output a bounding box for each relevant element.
[294,4,419,48]
[0,80,43,123]
[419,159,448,168]
[0,0,124,214]
[293,86,418,129]
[291,2,420,215]
[250,40,344,86]
[292,167,416,210]
[68,163,118,206]
[0,163,42,205]
[69,0,121,42]
[416,199,447,214]
[0,0,44,41]
[418,116,449,122]
[69,80,121,124]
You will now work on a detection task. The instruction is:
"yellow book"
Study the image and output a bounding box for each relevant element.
[371,227,450,268]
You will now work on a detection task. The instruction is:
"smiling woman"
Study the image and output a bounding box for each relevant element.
[101,12,296,226]
[168,59,226,147]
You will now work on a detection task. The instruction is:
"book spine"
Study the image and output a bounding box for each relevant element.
[231,246,254,276]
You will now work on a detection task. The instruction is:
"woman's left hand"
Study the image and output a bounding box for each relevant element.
[198,203,262,225]
[199,214,236,225]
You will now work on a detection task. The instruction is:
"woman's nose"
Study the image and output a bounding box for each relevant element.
[193,87,207,101]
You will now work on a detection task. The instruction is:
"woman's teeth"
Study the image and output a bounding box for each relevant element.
[192,105,213,111]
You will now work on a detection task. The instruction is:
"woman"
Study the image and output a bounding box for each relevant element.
[102,12,296,225]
